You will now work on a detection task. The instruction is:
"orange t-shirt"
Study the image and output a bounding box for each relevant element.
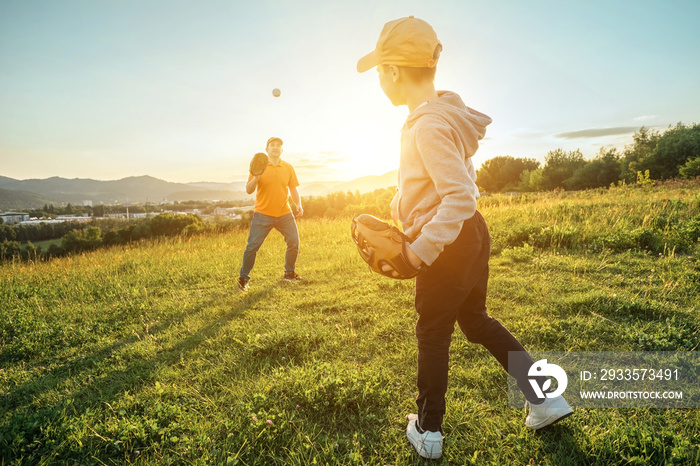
[249,160,299,217]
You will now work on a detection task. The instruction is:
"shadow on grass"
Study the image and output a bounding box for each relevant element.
[535,422,592,465]
[0,284,277,462]
[551,293,699,351]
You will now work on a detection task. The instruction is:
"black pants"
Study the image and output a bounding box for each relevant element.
[414,211,539,432]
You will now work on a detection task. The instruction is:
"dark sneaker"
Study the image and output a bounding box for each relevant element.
[283,271,302,282]
[238,277,249,292]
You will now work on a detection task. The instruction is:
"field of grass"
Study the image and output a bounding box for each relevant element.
[1,182,699,465]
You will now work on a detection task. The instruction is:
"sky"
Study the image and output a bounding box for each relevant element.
[1,0,699,184]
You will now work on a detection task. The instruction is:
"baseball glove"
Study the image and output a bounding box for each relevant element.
[351,214,422,279]
[249,152,269,176]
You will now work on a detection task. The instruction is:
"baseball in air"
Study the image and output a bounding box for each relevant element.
[272,88,281,97]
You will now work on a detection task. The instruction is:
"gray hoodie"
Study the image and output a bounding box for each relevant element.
[396,90,492,266]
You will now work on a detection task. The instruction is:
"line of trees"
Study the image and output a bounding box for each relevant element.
[0,220,89,243]
[298,188,394,220]
[477,123,700,193]
[0,213,251,262]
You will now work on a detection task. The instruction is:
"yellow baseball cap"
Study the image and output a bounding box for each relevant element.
[357,16,442,73]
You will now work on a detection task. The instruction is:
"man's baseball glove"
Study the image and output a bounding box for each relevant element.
[351,214,422,279]
[249,152,269,176]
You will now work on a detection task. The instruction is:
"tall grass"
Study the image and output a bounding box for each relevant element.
[1,184,699,465]
[481,181,700,254]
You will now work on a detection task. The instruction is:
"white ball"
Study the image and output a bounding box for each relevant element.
[272,88,281,97]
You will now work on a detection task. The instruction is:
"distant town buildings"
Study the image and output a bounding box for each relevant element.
[2,204,249,226]
[214,207,243,219]
[0,212,30,224]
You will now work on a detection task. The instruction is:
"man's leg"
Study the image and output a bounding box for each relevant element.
[274,213,300,274]
[239,212,275,281]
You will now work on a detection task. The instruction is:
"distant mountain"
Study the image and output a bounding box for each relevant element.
[185,181,247,191]
[298,182,339,197]
[298,171,398,197]
[0,171,397,209]
[166,189,250,202]
[0,175,252,206]
[332,171,398,194]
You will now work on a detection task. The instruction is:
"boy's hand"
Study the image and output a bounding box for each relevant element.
[380,245,422,277]
[405,246,423,269]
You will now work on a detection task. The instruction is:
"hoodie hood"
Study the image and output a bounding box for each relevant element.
[404,91,492,158]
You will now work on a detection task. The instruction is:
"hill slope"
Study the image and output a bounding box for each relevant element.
[2,184,699,464]
[0,187,55,210]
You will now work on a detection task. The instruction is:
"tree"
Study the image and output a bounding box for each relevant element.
[679,156,700,179]
[61,227,102,254]
[0,224,17,242]
[102,230,124,246]
[23,241,38,261]
[150,213,202,236]
[93,204,105,218]
[625,123,700,180]
[520,168,546,191]
[476,156,540,192]
[0,240,21,260]
[539,149,586,191]
[566,148,622,190]
[620,126,661,182]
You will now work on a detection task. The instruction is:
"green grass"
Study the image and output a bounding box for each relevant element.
[20,239,62,252]
[1,184,699,465]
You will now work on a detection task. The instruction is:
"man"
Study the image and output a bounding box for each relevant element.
[357,17,572,459]
[238,137,303,291]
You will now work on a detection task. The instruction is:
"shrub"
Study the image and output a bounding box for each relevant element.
[149,213,202,237]
[630,227,662,252]
[102,230,124,246]
[61,227,103,254]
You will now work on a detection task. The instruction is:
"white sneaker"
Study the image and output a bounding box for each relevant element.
[406,414,443,459]
[525,396,573,430]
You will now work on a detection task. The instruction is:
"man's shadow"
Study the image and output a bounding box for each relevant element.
[0,284,276,460]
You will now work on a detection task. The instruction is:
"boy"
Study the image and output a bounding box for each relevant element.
[356,16,572,459]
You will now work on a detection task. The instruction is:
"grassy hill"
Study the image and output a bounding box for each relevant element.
[0,187,55,211]
[1,183,699,464]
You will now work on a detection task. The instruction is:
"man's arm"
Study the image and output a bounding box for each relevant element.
[289,186,303,217]
[246,175,260,194]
